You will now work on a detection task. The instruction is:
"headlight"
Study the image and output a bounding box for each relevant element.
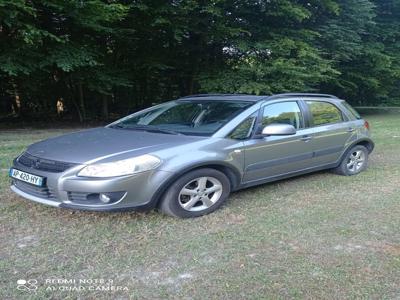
[78,154,161,178]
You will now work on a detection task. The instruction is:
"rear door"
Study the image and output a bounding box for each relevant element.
[303,100,356,166]
[242,100,315,183]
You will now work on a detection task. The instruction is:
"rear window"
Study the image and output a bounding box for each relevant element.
[342,101,361,119]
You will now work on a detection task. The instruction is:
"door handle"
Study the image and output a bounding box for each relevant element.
[347,127,355,132]
[300,135,312,142]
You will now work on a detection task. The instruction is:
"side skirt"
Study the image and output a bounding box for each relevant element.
[238,162,338,190]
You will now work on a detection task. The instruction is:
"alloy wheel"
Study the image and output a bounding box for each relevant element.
[178,176,223,212]
[346,150,366,172]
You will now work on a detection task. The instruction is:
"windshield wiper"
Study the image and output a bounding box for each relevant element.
[113,125,181,135]
[109,124,126,129]
[141,127,182,135]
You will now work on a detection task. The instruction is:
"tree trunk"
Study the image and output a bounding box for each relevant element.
[102,94,109,120]
[65,77,83,122]
[78,82,86,121]
[11,82,21,116]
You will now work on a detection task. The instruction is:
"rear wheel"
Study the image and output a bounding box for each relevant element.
[159,168,231,218]
[333,145,369,176]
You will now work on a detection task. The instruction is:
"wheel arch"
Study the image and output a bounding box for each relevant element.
[150,162,242,209]
[336,138,374,167]
[355,139,374,153]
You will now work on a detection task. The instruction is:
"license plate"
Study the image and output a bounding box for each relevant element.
[9,168,45,187]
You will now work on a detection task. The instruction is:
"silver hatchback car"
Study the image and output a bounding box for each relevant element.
[10,93,374,218]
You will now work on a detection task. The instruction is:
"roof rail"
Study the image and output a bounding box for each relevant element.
[179,93,249,99]
[267,93,338,100]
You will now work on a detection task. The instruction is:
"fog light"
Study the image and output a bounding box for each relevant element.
[99,193,111,203]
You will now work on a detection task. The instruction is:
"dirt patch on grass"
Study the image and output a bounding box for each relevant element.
[366,241,400,256]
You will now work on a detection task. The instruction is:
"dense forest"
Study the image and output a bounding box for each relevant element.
[0,0,399,122]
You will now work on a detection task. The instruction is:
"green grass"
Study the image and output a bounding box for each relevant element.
[1,114,399,299]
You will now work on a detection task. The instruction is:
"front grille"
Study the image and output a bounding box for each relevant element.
[17,152,76,173]
[13,180,56,199]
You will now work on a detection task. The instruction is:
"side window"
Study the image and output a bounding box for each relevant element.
[341,101,361,119]
[229,112,257,140]
[307,101,343,126]
[261,102,303,129]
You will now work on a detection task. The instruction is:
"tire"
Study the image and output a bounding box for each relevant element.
[332,145,369,176]
[159,168,231,218]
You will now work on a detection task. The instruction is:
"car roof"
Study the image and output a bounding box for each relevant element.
[178,94,267,102]
[178,93,340,103]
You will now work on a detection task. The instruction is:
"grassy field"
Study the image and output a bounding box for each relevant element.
[1,113,399,299]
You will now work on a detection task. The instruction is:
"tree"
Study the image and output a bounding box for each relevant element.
[198,0,340,94]
[0,0,129,120]
[1,0,400,122]
[318,0,400,105]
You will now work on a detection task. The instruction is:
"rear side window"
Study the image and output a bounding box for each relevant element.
[306,101,343,126]
[342,101,361,119]
[262,101,303,129]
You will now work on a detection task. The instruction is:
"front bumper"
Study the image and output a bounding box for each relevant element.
[10,160,173,211]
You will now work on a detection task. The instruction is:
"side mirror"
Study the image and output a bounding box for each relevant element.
[261,123,296,136]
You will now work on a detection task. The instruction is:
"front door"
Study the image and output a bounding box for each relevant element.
[242,101,315,183]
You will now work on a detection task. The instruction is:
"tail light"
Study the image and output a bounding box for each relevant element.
[364,121,370,130]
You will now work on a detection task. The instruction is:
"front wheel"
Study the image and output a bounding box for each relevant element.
[159,168,231,218]
[333,145,369,176]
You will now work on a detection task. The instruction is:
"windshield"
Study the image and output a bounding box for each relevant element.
[110,100,253,136]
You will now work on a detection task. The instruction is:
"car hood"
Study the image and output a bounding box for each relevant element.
[27,127,204,164]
